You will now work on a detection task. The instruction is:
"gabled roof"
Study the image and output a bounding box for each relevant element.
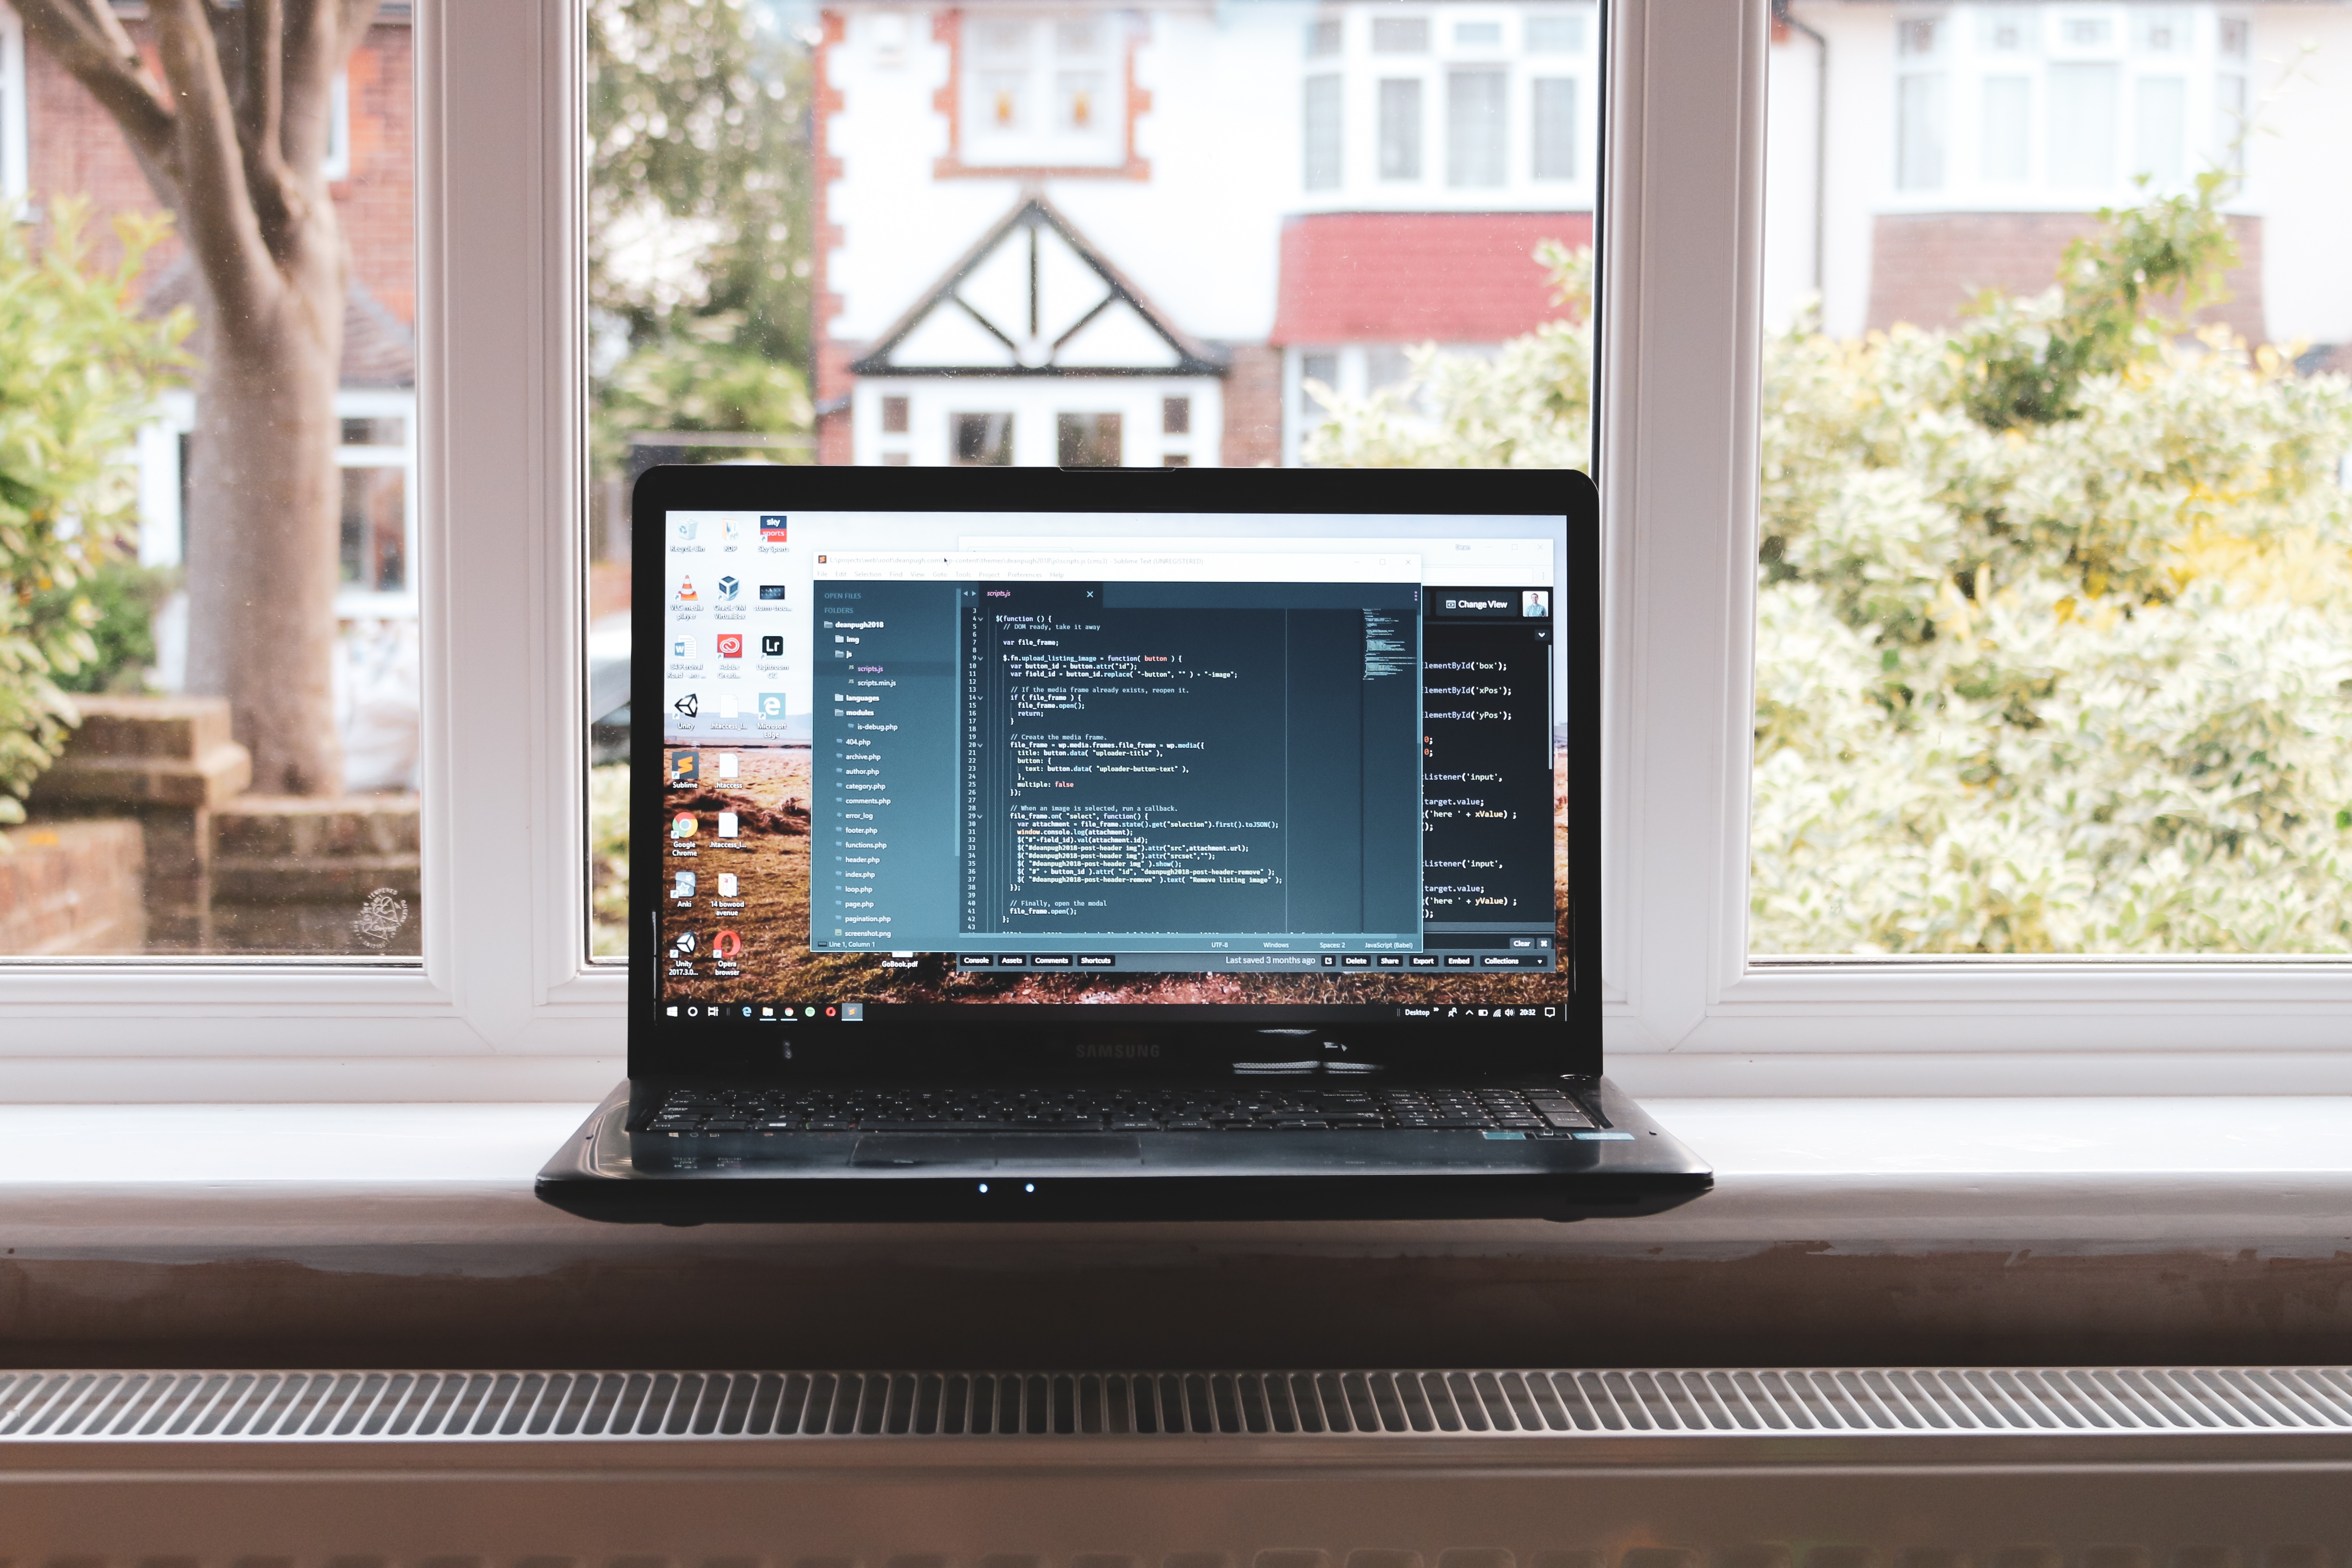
[851,197,1224,378]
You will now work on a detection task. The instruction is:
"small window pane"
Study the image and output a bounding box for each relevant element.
[2134,75,2187,185]
[2061,16,2114,48]
[1162,453,1191,468]
[880,395,910,434]
[1978,10,2037,52]
[1532,77,1577,180]
[1380,78,1424,180]
[1306,18,1341,57]
[341,416,406,447]
[340,468,407,594]
[1371,17,1429,53]
[1896,17,1940,56]
[1447,68,1507,187]
[1981,76,2031,183]
[2048,61,2119,187]
[1454,21,1502,48]
[1525,13,1585,53]
[1303,73,1343,188]
[953,413,1016,465]
[2130,6,2188,52]
[1056,412,1123,467]
[1162,396,1190,435]
[1896,72,1947,190]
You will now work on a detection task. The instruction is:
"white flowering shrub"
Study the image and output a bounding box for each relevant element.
[1306,194,2352,953]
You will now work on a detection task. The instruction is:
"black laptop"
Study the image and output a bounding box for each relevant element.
[537,465,1709,1223]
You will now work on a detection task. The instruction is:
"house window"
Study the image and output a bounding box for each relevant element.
[1306,18,1341,58]
[953,413,1016,466]
[1896,70,1948,190]
[961,11,1125,168]
[1454,21,1502,49]
[1379,79,1423,180]
[2134,75,2188,185]
[323,70,352,182]
[1371,17,1429,54]
[1056,412,1122,467]
[1303,74,1342,189]
[1532,77,1578,180]
[2048,61,2119,187]
[1981,75,2032,182]
[1162,453,1190,467]
[1447,68,1507,187]
[1162,397,1190,435]
[881,396,910,434]
[1525,13,1586,53]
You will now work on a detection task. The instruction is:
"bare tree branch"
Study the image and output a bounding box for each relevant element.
[10,0,178,168]
[148,0,280,328]
[236,0,307,258]
[280,0,338,178]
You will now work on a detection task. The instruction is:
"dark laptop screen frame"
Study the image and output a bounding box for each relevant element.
[623,466,1601,1083]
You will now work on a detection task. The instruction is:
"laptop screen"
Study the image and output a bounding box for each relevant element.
[646,489,1583,1067]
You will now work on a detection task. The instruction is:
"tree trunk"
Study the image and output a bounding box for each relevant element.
[183,245,347,796]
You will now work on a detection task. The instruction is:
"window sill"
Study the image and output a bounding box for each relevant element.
[4,1096,2347,1255]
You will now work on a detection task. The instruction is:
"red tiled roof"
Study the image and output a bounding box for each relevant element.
[1272,211,1593,345]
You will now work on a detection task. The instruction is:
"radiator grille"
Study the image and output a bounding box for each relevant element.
[4,1367,2352,1442]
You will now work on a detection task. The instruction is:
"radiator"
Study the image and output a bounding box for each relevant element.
[3,1366,2349,1560]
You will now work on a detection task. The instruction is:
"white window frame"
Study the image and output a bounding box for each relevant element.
[3,0,2345,1101]
[0,4,27,205]
[1599,0,2352,1096]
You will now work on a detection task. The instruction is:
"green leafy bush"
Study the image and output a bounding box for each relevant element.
[1304,187,2352,954]
[0,200,189,825]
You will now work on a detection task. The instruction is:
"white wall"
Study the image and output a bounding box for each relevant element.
[1762,24,1825,331]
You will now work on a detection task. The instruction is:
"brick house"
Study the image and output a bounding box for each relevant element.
[813,0,1601,468]
[0,1,419,626]
[1765,1,2352,359]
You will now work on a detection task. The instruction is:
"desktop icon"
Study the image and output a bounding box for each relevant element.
[759,584,785,601]
[673,693,699,718]
[757,692,787,721]
[670,931,698,956]
[841,1002,864,1022]
[718,575,741,601]
[717,812,740,838]
[673,518,698,543]
[716,633,744,659]
[673,871,695,898]
[671,813,698,839]
[671,635,694,660]
[717,873,738,897]
[675,576,698,603]
[717,693,739,718]
[722,518,746,542]
[760,515,787,542]
[713,930,743,959]
[669,751,699,786]
[760,635,784,657]
[718,753,739,778]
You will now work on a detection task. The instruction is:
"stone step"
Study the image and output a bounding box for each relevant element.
[210,795,422,910]
[0,820,146,956]
[27,696,250,811]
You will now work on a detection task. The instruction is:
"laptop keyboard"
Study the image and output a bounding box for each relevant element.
[641,1084,1599,1136]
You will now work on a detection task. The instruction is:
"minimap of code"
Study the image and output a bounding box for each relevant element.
[958,581,1423,940]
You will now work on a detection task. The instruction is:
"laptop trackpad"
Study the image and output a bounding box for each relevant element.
[851,1133,1144,1167]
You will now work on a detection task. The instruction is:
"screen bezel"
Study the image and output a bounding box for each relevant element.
[625,465,1601,1083]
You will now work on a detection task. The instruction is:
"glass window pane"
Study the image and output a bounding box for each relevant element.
[585,0,1599,964]
[1,8,418,958]
[2134,75,2187,184]
[1304,72,1344,188]
[1981,76,2032,184]
[2048,62,2119,187]
[1897,71,1947,190]
[1380,77,1424,179]
[1758,3,2352,956]
[1532,77,1578,180]
[1448,67,1508,187]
